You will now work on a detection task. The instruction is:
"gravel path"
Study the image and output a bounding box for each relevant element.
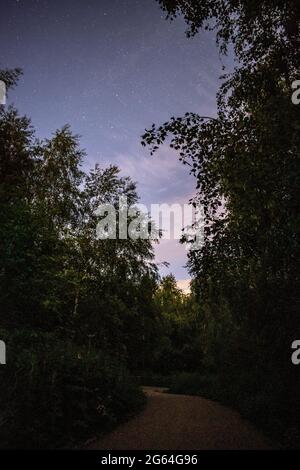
[90,387,271,450]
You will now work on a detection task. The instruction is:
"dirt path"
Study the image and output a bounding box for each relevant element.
[90,387,271,450]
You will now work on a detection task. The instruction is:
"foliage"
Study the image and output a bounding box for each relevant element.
[0,69,156,448]
[152,275,202,373]
[0,329,145,449]
[141,0,300,447]
[1,0,300,446]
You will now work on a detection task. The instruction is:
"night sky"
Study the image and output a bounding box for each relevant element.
[1,0,231,283]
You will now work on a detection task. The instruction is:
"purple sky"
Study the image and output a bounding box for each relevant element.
[1,0,232,281]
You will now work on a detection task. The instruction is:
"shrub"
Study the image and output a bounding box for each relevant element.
[0,329,145,448]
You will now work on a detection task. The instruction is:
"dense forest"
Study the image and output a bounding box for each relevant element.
[144,0,300,448]
[1,0,300,449]
[0,69,202,448]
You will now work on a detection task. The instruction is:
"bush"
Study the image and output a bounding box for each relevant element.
[0,329,145,448]
[167,369,300,449]
[138,372,173,388]
[168,372,218,397]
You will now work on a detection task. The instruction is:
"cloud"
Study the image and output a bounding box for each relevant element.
[103,144,196,208]
[154,238,190,280]
[177,279,191,294]
[96,144,197,280]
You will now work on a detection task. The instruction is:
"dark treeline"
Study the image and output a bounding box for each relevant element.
[1,0,300,450]
[0,69,201,449]
[142,0,300,448]
[0,68,159,447]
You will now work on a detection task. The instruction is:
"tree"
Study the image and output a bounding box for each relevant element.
[153,275,202,373]
[141,0,300,446]
[0,69,156,448]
